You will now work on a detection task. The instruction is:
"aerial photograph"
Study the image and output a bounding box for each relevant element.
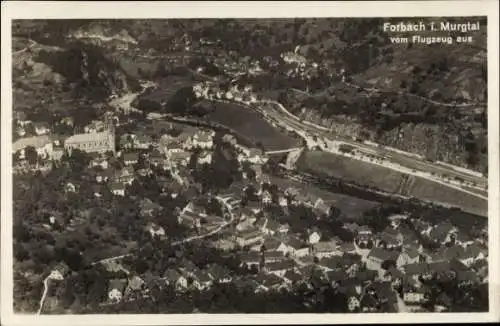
[11,17,488,314]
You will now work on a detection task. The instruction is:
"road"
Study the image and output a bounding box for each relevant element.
[13,39,38,55]
[343,80,486,108]
[92,196,236,265]
[37,276,50,315]
[265,147,303,155]
[172,197,235,246]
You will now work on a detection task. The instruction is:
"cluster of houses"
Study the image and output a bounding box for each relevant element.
[39,131,488,313]
[103,260,234,304]
[174,175,488,312]
[193,81,258,104]
[210,53,269,78]
[12,113,115,169]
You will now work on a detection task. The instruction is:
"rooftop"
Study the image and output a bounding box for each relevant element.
[286,236,305,250]
[367,247,399,262]
[283,270,303,283]
[313,241,337,253]
[108,279,128,292]
[265,259,295,271]
[402,262,429,275]
[263,250,285,261]
[163,269,182,281]
[318,256,343,270]
[66,131,112,144]
[109,182,126,191]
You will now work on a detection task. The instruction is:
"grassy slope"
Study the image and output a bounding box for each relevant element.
[270,176,379,219]
[297,150,487,216]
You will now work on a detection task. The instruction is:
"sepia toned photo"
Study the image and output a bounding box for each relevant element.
[1,1,499,325]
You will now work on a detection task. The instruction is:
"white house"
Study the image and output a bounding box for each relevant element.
[192,271,213,291]
[49,262,70,280]
[278,196,288,207]
[17,127,26,137]
[110,182,126,196]
[197,152,212,165]
[403,286,427,305]
[207,264,233,284]
[65,182,76,193]
[108,279,128,303]
[347,295,361,312]
[147,223,166,238]
[261,190,273,205]
[308,231,321,245]
[236,229,264,247]
[190,131,214,149]
[34,122,50,135]
[312,241,339,258]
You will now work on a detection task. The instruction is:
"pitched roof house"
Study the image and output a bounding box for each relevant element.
[312,241,339,258]
[124,275,145,298]
[240,251,262,269]
[286,236,310,258]
[263,250,285,264]
[109,181,126,196]
[264,260,296,277]
[429,221,458,245]
[49,261,71,280]
[192,270,213,290]
[255,273,285,292]
[283,270,303,284]
[163,269,188,290]
[123,152,139,165]
[397,246,421,267]
[317,256,343,271]
[207,264,232,283]
[366,248,399,269]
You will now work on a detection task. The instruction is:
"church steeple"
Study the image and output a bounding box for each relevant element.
[104,112,116,155]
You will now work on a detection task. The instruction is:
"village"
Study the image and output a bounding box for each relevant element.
[12,104,489,313]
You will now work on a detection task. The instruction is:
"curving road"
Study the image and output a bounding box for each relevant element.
[342,80,486,108]
[13,39,37,55]
[92,196,236,265]
[172,197,235,246]
[36,276,50,315]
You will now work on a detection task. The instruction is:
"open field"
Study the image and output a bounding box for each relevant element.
[297,150,487,216]
[270,175,379,220]
[297,150,404,193]
[203,101,301,151]
[409,177,487,217]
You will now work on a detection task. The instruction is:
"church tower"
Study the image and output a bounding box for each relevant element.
[104,112,116,155]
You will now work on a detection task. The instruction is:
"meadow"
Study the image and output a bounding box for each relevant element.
[297,150,487,217]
